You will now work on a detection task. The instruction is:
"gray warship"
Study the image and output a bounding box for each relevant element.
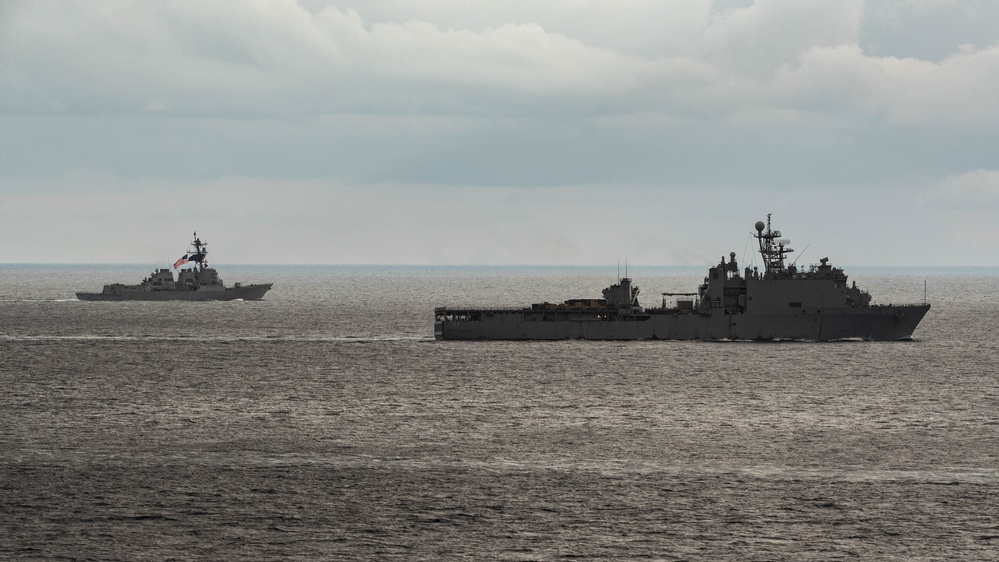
[435,216,930,341]
[76,233,272,301]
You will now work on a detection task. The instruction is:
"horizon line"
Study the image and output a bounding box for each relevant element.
[3,262,998,268]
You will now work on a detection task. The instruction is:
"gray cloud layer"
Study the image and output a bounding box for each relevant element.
[2,0,998,264]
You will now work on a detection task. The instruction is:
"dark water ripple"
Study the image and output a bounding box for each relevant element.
[2,266,999,560]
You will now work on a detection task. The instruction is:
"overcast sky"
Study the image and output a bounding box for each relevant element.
[2,0,999,265]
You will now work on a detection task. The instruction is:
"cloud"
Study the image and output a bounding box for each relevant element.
[357,21,661,95]
[3,0,997,126]
[0,1,670,116]
[929,169,999,207]
[766,43,999,125]
[703,0,864,76]
[2,1,999,265]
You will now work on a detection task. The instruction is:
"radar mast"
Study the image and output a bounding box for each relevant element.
[754,214,793,275]
[190,232,208,270]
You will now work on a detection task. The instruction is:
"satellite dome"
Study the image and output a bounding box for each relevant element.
[755,221,766,232]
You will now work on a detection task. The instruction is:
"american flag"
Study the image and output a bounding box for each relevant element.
[173,255,189,269]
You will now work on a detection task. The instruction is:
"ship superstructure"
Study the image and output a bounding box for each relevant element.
[434,216,929,341]
[76,232,272,301]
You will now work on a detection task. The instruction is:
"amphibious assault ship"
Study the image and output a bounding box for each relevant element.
[435,216,930,341]
[76,233,272,301]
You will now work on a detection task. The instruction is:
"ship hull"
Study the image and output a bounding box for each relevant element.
[435,304,930,342]
[76,283,272,302]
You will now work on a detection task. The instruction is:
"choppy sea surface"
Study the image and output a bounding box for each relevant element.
[2,264,998,561]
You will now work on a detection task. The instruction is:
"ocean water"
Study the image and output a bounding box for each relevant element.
[1,264,998,560]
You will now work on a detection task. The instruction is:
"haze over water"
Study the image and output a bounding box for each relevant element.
[2,264,998,560]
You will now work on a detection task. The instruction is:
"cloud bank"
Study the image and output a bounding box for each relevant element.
[2,0,999,264]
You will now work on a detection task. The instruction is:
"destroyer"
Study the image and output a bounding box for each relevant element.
[435,216,929,341]
[76,233,272,301]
